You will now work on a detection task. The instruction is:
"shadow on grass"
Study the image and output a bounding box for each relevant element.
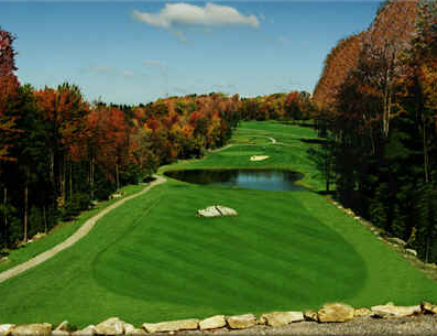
[317,190,336,196]
[299,138,327,144]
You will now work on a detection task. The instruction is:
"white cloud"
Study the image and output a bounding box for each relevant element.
[132,3,260,29]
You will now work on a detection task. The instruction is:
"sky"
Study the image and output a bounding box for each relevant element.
[0,1,382,104]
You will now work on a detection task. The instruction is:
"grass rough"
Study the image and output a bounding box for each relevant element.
[0,121,436,328]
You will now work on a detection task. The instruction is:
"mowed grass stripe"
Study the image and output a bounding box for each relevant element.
[94,182,366,313]
[0,121,437,328]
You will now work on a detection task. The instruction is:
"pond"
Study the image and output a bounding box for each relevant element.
[165,169,307,191]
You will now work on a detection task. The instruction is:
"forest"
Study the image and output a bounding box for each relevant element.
[0,27,313,251]
[4,0,437,267]
[313,0,437,262]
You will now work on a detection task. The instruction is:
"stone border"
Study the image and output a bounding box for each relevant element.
[327,198,437,281]
[2,301,437,336]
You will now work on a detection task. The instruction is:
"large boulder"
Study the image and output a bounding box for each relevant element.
[386,237,406,247]
[216,206,238,217]
[95,317,125,335]
[318,303,354,323]
[0,325,15,336]
[354,308,372,317]
[304,310,318,322]
[142,319,199,333]
[54,321,69,332]
[422,301,437,314]
[199,315,227,330]
[121,323,136,335]
[226,314,256,329]
[72,325,97,336]
[125,328,146,336]
[405,249,417,257]
[11,324,52,336]
[197,205,237,218]
[259,311,304,327]
[371,303,421,318]
[52,331,69,336]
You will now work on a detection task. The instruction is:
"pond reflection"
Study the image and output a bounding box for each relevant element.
[165,169,306,191]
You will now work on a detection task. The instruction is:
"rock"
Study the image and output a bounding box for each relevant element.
[216,205,238,217]
[197,205,238,218]
[304,310,318,322]
[386,237,407,247]
[422,302,437,314]
[142,319,199,333]
[95,317,125,335]
[11,324,52,336]
[72,325,97,336]
[354,308,372,317]
[227,314,256,329]
[259,311,304,327]
[199,315,227,330]
[55,321,69,332]
[318,303,354,323]
[52,331,69,336]
[371,304,421,318]
[344,209,355,216]
[122,323,136,335]
[125,328,146,336]
[197,206,221,217]
[0,325,15,336]
[406,248,418,257]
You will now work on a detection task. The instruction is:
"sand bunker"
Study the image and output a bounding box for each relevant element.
[250,155,269,162]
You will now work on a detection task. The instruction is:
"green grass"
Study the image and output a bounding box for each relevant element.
[0,184,145,273]
[0,121,436,328]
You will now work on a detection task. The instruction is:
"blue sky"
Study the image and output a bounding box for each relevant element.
[0,1,381,104]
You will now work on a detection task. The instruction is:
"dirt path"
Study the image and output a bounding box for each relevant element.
[0,175,166,285]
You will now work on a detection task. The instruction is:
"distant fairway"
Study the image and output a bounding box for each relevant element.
[1,121,437,328]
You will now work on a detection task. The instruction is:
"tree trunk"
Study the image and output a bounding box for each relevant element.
[43,204,47,234]
[60,153,66,206]
[423,119,429,183]
[49,150,56,209]
[69,161,73,201]
[90,158,95,199]
[115,163,120,192]
[3,187,7,244]
[24,184,28,242]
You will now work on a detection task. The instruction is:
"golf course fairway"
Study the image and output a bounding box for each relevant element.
[0,121,436,328]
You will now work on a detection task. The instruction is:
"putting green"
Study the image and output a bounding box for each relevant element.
[0,121,436,328]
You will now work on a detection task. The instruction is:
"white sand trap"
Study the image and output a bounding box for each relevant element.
[250,155,269,162]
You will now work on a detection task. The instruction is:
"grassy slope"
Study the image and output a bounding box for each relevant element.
[0,121,436,328]
[0,184,145,273]
[160,121,321,190]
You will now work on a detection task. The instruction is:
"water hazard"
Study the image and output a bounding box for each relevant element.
[165,169,307,191]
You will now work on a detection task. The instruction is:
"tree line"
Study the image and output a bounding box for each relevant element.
[0,27,314,252]
[313,0,437,262]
